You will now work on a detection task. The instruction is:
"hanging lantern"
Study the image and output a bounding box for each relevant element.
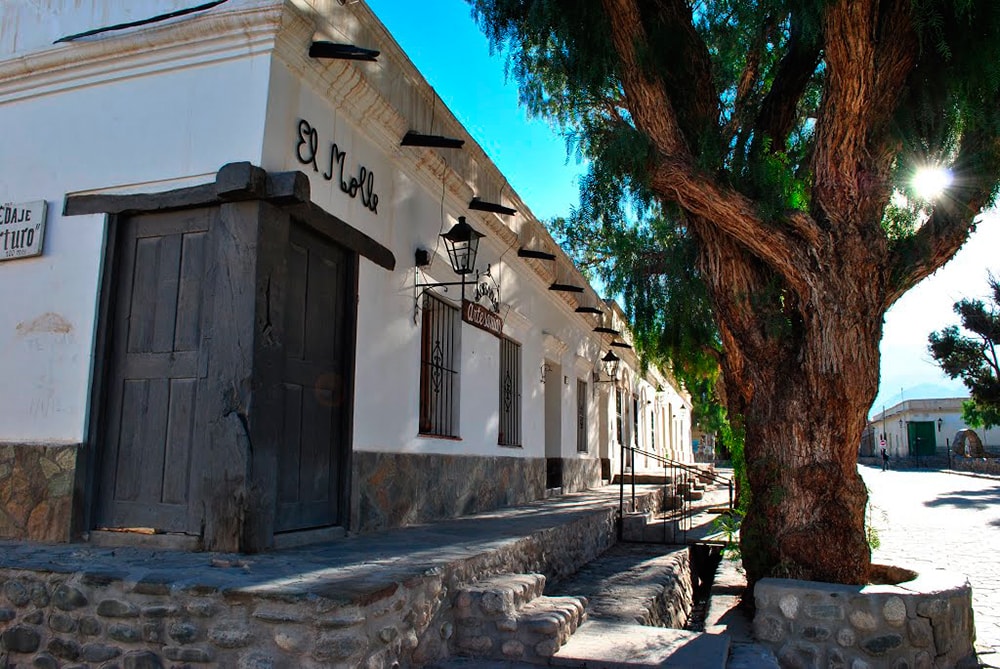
[441,216,484,276]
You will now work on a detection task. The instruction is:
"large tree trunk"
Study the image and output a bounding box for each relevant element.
[697,222,883,585]
[593,0,991,586]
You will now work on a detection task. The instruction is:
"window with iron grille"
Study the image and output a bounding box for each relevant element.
[576,379,588,452]
[419,293,460,437]
[498,337,521,446]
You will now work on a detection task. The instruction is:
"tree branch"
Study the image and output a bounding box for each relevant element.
[750,15,822,156]
[811,0,916,230]
[649,160,816,297]
[600,0,691,160]
[602,0,820,297]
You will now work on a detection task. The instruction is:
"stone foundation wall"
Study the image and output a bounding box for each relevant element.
[560,458,603,494]
[0,444,78,543]
[0,486,647,667]
[352,452,546,534]
[754,570,976,669]
[0,565,449,669]
[951,455,1000,476]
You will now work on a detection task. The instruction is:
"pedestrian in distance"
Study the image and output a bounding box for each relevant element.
[881,447,889,471]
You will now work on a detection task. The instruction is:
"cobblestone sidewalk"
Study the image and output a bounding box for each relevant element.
[861,465,1000,665]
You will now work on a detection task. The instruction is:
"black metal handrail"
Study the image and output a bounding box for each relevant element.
[617,443,734,545]
[626,445,734,504]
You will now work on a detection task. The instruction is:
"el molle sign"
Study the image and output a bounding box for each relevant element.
[463,300,503,338]
[295,119,379,214]
[0,201,46,261]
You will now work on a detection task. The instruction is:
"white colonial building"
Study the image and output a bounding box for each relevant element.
[863,397,999,458]
[0,0,692,551]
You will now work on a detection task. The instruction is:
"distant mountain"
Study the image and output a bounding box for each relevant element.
[869,382,969,419]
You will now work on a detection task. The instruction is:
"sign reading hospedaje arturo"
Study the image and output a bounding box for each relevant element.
[0,201,46,261]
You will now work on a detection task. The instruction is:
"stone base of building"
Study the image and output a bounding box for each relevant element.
[561,457,604,494]
[0,485,657,668]
[754,566,977,668]
[0,443,79,543]
[351,451,546,533]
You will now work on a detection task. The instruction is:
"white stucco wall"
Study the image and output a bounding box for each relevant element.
[0,0,693,467]
[0,5,274,442]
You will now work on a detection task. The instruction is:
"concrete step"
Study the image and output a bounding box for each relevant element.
[550,620,730,668]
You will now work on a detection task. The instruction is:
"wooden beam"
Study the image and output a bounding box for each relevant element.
[309,41,379,61]
[549,283,585,293]
[400,131,465,149]
[518,248,557,261]
[469,197,517,216]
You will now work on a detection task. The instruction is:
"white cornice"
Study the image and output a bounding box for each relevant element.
[0,3,284,104]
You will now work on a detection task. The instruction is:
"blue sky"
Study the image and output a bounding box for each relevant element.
[366,0,999,418]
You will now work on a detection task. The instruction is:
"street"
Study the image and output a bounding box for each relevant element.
[861,465,1000,664]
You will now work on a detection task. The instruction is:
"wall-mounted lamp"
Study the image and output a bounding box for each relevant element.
[415,216,485,297]
[540,363,553,384]
[592,350,620,384]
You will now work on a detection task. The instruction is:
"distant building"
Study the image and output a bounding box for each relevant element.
[862,398,998,458]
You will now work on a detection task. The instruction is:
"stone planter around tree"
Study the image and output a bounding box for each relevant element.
[753,565,976,668]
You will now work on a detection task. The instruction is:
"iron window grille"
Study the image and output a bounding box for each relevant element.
[419,293,460,437]
[577,379,588,452]
[498,337,522,446]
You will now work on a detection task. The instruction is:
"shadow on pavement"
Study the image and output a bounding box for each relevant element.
[924,486,1000,511]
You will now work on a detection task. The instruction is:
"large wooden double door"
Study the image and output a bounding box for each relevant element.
[96,207,354,539]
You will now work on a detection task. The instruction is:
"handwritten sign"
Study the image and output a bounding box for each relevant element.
[0,200,46,261]
[463,300,503,338]
[295,119,379,214]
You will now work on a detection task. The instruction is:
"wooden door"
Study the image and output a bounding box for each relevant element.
[97,209,213,533]
[275,223,353,532]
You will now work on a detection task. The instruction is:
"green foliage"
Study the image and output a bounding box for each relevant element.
[549,204,746,502]
[865,499,886,552]
[711,509,744,561]
[962,398,1000,431]
[928,274,1000,428]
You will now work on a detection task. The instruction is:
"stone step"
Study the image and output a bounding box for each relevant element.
[684,488,705,501]
[453,573,546,618]
[635,518,688,544]
[452,578,587,664]
[550,620,730,668]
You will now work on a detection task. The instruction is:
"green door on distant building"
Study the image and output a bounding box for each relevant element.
[907,421,937,456]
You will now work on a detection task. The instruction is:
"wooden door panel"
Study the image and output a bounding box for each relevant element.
[275,224,351,533]
[98,209,212,533]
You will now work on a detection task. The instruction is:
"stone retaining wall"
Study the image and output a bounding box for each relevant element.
[0,565,448,669]
[951,455,1000,476]
[0,487,654,667]
[754,569,976,669]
